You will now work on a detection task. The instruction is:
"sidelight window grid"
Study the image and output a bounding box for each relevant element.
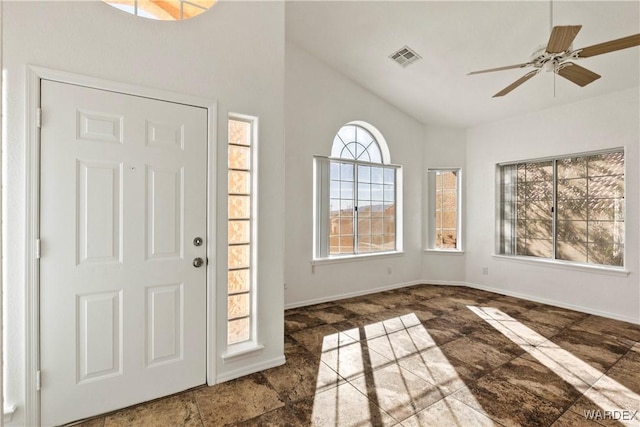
[498,149,624,268]
[227,116,256,346]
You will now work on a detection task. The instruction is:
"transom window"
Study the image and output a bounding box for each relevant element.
[314,122,402,259]
[331,125,382,163]
[498,149,624,267]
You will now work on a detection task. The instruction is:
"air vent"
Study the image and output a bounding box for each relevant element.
[389,46,422,67]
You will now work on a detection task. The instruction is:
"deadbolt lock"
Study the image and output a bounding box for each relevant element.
[193,237,203,247]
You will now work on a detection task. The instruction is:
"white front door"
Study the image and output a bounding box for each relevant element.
[39,80,208,426]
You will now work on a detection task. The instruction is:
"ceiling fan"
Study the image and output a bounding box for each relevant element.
[469,25,640,97]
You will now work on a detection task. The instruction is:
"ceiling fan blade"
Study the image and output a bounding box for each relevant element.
[547,25,583,53]
[557,62,601,87]
[468,63,531,75]
[577,33,640,58]
[493,70,539,97]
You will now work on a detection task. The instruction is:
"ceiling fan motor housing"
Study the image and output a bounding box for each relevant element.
[530,45,577,72]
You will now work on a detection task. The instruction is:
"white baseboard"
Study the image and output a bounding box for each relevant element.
[214,355,286,384]
[285,280,424,310]
[463,281,640,325]
[287,279,639,325]
[421,280,468,287]
[285,280,640,324]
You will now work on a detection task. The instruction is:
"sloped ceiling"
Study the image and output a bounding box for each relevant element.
[285,1,640,128]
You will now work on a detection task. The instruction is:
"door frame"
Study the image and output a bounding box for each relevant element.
[25,66,218,426]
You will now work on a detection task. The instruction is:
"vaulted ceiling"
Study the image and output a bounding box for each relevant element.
[285,1,640,128]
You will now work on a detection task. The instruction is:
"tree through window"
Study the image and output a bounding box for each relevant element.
[498,149,624,267]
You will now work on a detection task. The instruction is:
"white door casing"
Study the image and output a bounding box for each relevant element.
[39,80,208,425]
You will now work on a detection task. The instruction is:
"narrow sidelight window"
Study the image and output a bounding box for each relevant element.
[427,169,461,250]
[227,116,256,345]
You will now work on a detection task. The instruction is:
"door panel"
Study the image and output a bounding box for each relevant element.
[77,160,123,264]
[76,290,123,383]
[40,80,208,426]
[146,166,183,259]
[145,283,183,366]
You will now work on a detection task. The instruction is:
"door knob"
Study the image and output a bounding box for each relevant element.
[193,257,204,268]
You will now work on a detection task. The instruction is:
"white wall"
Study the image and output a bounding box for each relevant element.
[284,41,424,307]
[422,127,467,283]
[2,1,284,424]
[466,88,640,323]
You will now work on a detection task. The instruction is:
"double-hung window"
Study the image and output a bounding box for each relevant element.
[314,122,402,259]
[498,149,624,267]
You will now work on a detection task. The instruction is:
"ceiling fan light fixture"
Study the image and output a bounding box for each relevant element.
[543,60,557,72]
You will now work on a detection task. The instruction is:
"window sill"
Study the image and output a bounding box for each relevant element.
[3,405,16,422]
[424,249,465,255]
[221,343,264,363]
[311,251,404,266]
[492,254,630,277]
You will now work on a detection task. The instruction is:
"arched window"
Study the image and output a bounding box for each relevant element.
[331,124,382,163]
[103,0,215,21]
[314,122,401,259]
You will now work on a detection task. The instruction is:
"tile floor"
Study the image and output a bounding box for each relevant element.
[73,284,640,427]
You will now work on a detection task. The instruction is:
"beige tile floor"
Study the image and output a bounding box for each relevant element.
[72,284,640,426]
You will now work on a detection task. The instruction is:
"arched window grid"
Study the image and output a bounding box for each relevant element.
[332,124,383,164]
[103,0,215,21]
[327,123,397,256]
